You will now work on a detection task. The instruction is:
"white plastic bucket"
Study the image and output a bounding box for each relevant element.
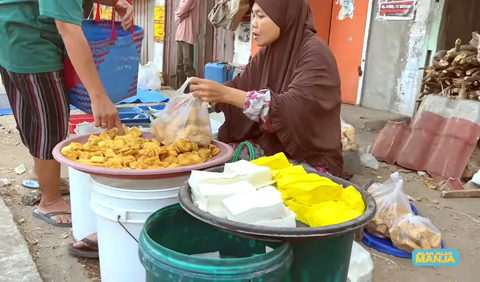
[68,167,96,240]
[210,118,222,140]
[90,175,188,282]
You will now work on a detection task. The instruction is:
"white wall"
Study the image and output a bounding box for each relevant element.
[233,22,252,65]
[361,0,434,117]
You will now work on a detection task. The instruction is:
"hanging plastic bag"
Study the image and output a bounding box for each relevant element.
[389,214,442,254]
[341,118,358,152]
[150,78,212,146]
[138,62,162,90]
[365,172,413,238]
[348,242,374,282]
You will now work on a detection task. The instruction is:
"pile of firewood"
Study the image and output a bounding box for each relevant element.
[420,32,480,101]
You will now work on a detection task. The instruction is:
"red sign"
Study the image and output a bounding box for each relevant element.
[379,0,415,16]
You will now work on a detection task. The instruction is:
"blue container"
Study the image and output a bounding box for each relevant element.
[204,62,235,84]
[116,107,143,114]
[65,19,144,114]
[119,113,150,124]
[139,104,166,112]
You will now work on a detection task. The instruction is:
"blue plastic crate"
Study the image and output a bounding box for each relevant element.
[139,104,166,112]
[119,113,150,124]
[116,107,143,114]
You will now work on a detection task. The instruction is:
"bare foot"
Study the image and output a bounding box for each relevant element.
[73,233,98,250]
[37,198,72,224]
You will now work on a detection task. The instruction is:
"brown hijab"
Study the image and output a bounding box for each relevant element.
[220,0,345,177]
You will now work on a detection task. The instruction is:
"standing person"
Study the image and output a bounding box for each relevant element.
[0,0,132,227]
[175,0,197,87]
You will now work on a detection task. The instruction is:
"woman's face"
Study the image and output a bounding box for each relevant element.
[251,3,280,47]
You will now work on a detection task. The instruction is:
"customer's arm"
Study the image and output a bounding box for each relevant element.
[56,23,107,101]
[39,0,122,130]
[39,0,107,100]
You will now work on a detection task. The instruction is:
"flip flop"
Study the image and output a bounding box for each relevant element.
[23,178,70,196]
[32,209,72,227]
[68,238,99,258]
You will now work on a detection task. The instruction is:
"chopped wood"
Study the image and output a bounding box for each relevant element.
[420,34,480,102]
[441,189,480,198]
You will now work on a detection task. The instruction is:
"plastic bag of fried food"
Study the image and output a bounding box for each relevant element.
[341,118,358,152]
[390,214,442,253]
[60,126,220,169]
[151,78,212,146]
[365,172,413,238]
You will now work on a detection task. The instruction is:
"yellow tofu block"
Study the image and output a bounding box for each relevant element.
[251,152,292,170]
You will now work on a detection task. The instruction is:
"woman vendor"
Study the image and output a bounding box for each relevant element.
[190,0,346,178]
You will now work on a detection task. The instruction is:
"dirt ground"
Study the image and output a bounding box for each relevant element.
[0,110,478,282]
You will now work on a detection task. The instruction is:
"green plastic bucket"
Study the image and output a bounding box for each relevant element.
[139,204,294,282]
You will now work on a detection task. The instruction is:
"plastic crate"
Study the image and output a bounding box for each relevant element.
[119,113,150,124]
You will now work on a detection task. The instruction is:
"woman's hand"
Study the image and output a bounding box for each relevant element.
[190,78,248,109]
[116,0,134,31]
[190,78,227,104]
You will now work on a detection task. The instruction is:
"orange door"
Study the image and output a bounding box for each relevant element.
[308,0,333,43]
[329,0,369,104]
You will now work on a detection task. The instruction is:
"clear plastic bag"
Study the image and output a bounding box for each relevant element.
[341,118,358,152]
[348,242,374,282]
[390,214,442,253]
[151,78,212,146]
[138,62,162,90]
[365,172,413,238]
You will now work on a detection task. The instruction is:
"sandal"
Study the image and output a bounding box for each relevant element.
[32,209,72,227]
[68,238,99,258]
[23,178,70,196]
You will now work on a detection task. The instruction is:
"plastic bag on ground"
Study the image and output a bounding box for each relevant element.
[341,118,358,152]
[150,78,212,146]
[365,172,413,238]
[389,214,442,253]
[138,62,162,90]
[348,242,373,282]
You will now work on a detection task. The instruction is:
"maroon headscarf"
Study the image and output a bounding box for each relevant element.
[220,0,345,177]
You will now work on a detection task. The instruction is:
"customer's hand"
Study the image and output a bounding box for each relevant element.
[190,78,227,104]
[116,0,134,31]
[91,95,124,133]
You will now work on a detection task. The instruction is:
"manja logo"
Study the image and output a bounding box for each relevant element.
[412,249,459,266]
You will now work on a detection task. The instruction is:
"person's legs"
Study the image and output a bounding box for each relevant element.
[1,66,71,225]
[176,41,186,87]
[183,42,196,78]
[70,233,98,258]
[23,158,69,194]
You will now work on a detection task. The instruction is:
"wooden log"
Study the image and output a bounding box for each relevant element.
[466,67,480,76]
[445,39,463,61]
[441,189,480,198]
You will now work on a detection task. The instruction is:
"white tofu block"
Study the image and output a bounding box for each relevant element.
[255,209,297,228]
[189,170,244,194]
[222,186,287,224]
[195,201,227,218]
[223,160,275,189]
[195,181,255,212]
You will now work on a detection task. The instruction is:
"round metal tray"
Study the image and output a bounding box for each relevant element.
[52,134,234,180]
[179,166,377,242]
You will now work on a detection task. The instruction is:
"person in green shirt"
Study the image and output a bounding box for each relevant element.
[0,0,132,233]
